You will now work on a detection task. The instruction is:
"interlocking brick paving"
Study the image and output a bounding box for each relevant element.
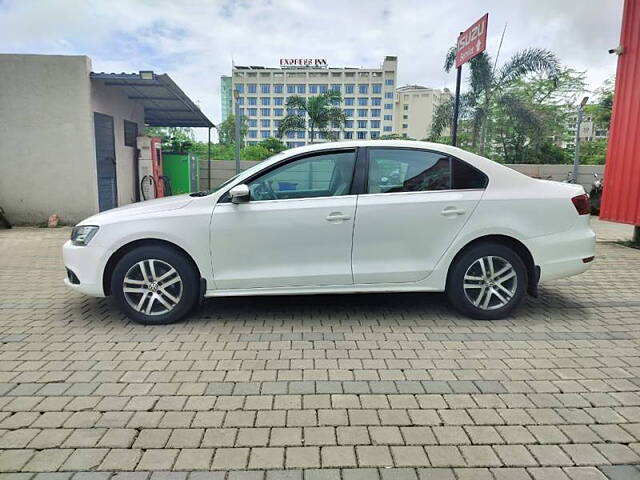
[0,222,639,479]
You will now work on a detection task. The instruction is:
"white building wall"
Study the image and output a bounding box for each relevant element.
[0,54,97,224]
[393,86,451,140]
[231,56,398,146]
[90,81,145,208]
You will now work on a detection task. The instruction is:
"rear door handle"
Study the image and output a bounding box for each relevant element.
[326,212,351,222]
[441,207,466,217]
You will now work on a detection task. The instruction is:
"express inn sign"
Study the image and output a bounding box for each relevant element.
[279,58,328,67]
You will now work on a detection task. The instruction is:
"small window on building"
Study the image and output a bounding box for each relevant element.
[124,121,138,147]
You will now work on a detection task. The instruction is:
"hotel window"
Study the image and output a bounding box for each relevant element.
[248,83,257,93]
[248,97,257,105]
[357,120,368,128]
[309,85,318,94]
[274,84,283,93]
[372,84,382,94]
[261,108,271,116]
[274,108,284,116]
[384,114,393,121]
[248,130,257,138]
[287,131,295,139]
[248,119,257,127]
[297,84,306,94]
[345,97,354,106]
[274,120,281,128]
[261,119,271,128]
[371,120,380,128]
[358,97,368,106]
[287,84,296,94]
[383,126,392,132]
[345,120,353,128]
[297,131,305,139]
[237,97,245,105]
[235,84,244,93]
[238,108,245,116]
[248,108,257,116]
[357,109,368,117]
[331,84,341,92]
[403,115,408,120]
[345,84,355,94]
[344,131,353,139]
[261,97,270,106]
[261,130,270,138]
[385,92,394,99]
[344,109,354,117]
[358,84,369,94]
[372,97,381,106]
[370,131,380,139]
[357,131,367,139]
[402,124,408,129]
[371,109,381,117]
[319,84,328,93]
[260,84,270,94]
[385,79,394,86]
[274,97,284,105]
[384,103,393,109]
[287,141,296,148]
[403,105,409,110]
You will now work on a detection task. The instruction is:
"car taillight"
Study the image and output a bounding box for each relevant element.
[571,194,590,215]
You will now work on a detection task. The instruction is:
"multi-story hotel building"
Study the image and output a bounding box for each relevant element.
[221,56,398,147]
[393,85,452,140]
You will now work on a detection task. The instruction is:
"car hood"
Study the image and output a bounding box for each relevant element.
[79,194,194,225]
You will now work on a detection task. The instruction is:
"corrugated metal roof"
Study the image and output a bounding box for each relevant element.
[600,0,640,225]
[90,71,214,128]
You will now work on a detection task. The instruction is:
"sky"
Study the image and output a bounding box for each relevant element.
[0,0,624,140]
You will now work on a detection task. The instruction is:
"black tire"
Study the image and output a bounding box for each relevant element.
[110,245,200,325]
[446,242,527,320]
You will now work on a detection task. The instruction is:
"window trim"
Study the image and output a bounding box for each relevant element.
[357,146,488,196]
[218,147,360,203]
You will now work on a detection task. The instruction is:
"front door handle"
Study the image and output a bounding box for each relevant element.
[326,212,351,222]
[441,206,466,217]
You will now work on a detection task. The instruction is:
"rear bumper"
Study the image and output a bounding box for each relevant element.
[529,219,596,282]
[62,240,107,297]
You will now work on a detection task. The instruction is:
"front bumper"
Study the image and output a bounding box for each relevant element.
[62,240,108,297]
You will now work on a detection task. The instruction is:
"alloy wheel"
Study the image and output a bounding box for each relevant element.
[122,259,183,316]
[463,255,518,310]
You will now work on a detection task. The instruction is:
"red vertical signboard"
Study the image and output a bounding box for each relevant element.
[600,0,640,225]
[456,14,489,68]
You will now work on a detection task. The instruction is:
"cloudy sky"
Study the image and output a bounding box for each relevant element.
[0,0,624,138]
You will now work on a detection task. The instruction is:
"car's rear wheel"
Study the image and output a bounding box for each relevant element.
[111,245,199,325]
[446,242,527,320]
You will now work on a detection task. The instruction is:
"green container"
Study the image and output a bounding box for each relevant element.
[162,152,199,195]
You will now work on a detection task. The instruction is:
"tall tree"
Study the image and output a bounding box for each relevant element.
[444,47,561,155]
[217,114,248,146]
[277,91,346,142]
[144,127,195,152]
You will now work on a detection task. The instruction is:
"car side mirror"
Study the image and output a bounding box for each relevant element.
[229,184,250,204]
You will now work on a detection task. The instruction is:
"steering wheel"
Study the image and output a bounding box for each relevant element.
[251,180,277,200]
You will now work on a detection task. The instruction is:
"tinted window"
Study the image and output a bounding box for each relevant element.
[248,151,356,201]
[367,149,451,193]
[452,158,488,189]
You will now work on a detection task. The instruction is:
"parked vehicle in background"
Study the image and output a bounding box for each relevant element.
[590,172,604,215]
[63,141,596,325]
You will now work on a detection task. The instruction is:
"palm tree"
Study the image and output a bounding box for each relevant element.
[277,90,346,142]
[443,47,561,154]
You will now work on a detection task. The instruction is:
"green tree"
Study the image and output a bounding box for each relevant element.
[241,144,271,161]
[217,114,248,146]
[580,138,608,165]
[444,47,561,154]
[144,127,195,152]
[379,133,416,140]
[277,91,346,142]
[258,137,287,155]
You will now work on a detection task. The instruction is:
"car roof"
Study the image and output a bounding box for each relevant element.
[280,140,468,158]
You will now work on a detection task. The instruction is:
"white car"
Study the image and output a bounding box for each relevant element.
[63,140,595,325]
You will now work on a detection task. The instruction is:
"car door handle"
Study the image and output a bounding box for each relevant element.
[326,212,351,222]
[441,207,466,217]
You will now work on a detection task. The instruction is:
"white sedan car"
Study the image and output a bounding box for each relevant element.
[63,141,595,325]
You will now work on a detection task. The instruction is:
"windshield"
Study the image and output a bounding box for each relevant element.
[189,152,289,197]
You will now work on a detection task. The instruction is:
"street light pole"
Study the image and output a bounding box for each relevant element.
[233,89,241,175]
[572,96,589,184]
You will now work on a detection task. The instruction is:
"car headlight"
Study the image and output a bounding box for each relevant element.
[71,225,99,246]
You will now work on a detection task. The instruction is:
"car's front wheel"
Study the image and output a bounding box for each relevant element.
[111,245,200,325]
[446,242,527,320]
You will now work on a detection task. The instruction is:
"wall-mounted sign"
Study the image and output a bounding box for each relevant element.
[280,58,328,68]
[455,14,488,68]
